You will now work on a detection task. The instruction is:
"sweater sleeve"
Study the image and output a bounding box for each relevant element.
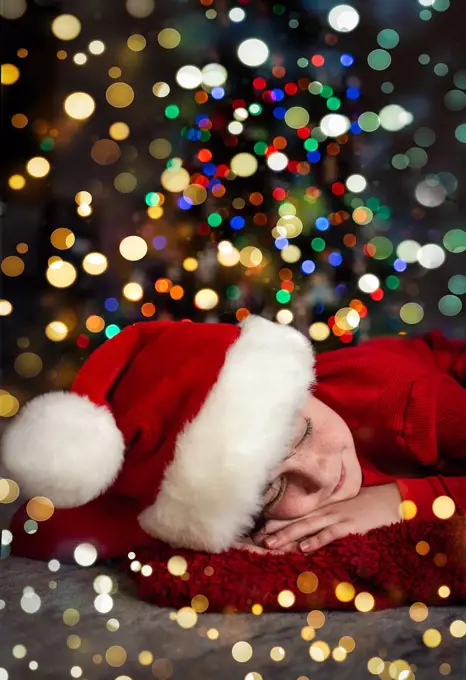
[395,372,466,520]
[363,330,466,386]
[410,330,466,386]
[395,475,466,520]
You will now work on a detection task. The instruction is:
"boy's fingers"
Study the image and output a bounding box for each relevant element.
[232,541,269,554]
[264,513,336,549]
[232,541,286,556]
[260,508,327,536]
[275,540,301,553]
[300,524,348,553]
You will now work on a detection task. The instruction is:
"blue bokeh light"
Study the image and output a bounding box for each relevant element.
[273,106,287,120]
[394,258,408,272]
[153,235,167,250]
[105,297,119,312]
[341,53,354,67]
[301,260,316,274]
[315,217,330,231]
[328,251,343,267]
[230,216,245,230]
[346,86,360,100]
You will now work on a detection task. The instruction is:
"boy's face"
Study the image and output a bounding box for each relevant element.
[260,393,362,522]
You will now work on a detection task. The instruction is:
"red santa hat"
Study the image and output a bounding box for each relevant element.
[2,315,315,560]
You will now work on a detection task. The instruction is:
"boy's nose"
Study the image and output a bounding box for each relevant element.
[290,452,337,495]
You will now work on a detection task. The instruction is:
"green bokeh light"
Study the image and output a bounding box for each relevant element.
[448,275,466,295]
[311,237,326,252]
[358,112,380,132]
[444,90,466,111]
[438,295,462,316]
[40,138,54,151]
[145,192,160,206]
[165,105,180,119]
[434,63,448,76]
[377,29,400,49]
[249,103,262,116]
[327,97,341,111]
[368,49,391,71]
[443,229,466,253]
[304,138,318,151]
[369,236,394,260]
[226,285,241,300]
[455,124,466,143]
[386,275,400,290]
[207,213,222,227]
[420,9,432,20]
[406,147,428,168]
[273,3,286,15]
[106,324,121,339]
[320,85,333,99]
[453,70,466,89]
[414,127,436,147]
[276,290,291,304]
[254,141,267,155]
[392,154,409,170]
[433,0,450,11]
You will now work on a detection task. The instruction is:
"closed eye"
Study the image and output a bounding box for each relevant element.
[262,416,313,513]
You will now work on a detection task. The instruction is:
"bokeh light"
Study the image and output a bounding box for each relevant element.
[51,14,81,40]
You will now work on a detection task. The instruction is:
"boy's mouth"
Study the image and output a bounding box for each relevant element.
[333,463,346,495]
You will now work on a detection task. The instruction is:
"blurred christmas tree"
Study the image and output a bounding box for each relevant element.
[2,0,466,410]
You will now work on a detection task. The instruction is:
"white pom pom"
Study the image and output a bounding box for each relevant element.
[1,391,125,507]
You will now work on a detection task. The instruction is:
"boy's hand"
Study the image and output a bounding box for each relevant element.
[232,535,288,555]
[255,484,403,553]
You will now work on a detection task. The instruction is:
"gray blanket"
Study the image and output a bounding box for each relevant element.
[1,556,464,679]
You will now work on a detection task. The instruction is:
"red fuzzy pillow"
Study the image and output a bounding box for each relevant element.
[126,518,466,612]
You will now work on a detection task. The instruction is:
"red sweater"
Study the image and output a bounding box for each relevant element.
[314,330,466,520]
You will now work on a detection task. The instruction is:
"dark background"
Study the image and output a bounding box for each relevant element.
[1,0,465,412]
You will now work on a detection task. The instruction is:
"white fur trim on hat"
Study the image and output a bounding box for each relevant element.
[138,315,316,553]
[1,391,125,508]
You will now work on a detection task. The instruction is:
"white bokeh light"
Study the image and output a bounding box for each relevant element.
[328,5,360,33]
[228,121,243,135]
[74,543,98,567]
[237,38,269,67]
[229,7,246,22]
[94,594,114,613]
[379,104,413,131]
[320,114,351,137]
[358,273,380,294]
[267,152,288,171]
[346,174,367,193]
[233,107,249,121]
[21,591,41,614]
[396,240,422,263]
[202,63,227,87]
[276,309,294,325]
[176,65,202,89]
[417,244,446,269]
[415,180,446,208]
